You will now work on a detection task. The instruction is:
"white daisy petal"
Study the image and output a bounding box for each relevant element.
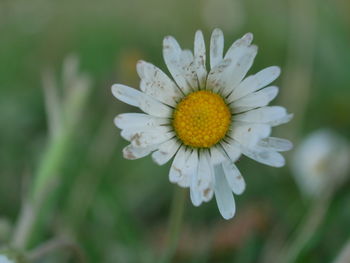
[271,113,294,127]
[210,146,227,165]
[180,50,198,91]
[190,174,203,207]
[112,84,172,118]
[169,146,190,184]
[189,151,202,206]
[222,160,246,195]
[206,58,232,93]
[163,36,193,94]
[241,146,286,167]
[114,113,168,130]
[201,186,214,202]
[231,86,279,113]
[152,138,181,165]
[111,84,139,107]
[221,45,258,96]
[220,140,242,162]
[257,137,293,152]
[120,126,169,141]
[179,149,198,187]
[180,50,194,66]
[224,33,254,60]
[210,28,224,69]
[123,144,157,160]
[234,106,292,126]
[230,122,271,148]
[137,95,173,118]
[197,150,214,191]
[137,61,183,106]
[198,152,215,203]
[194,30,207,89]
[214,164,236,219]
[228,66,281,102]
[121,127,173,148]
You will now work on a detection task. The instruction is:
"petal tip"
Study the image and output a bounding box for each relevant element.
[243,32,254,43]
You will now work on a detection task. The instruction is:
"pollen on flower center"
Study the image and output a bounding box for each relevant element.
[173,90,231,148]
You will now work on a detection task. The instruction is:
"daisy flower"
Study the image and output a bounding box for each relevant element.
[112,29,293,219]
[292,129,350,198]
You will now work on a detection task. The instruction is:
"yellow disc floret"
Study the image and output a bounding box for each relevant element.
[173,90,231,148]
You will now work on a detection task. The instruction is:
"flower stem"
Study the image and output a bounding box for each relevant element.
[160,187,187,263]
[11,131,71,249]
[282,189,333,263]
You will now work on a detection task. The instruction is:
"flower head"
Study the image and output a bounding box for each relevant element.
[292,129,350,198]
[112,29,292,219]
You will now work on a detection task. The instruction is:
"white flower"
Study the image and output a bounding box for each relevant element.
[292,129,350,198]
[112,29,292,219]
[0,255,14,263]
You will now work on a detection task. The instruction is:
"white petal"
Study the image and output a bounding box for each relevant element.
[121,127,174,148]
[271,113,294,126]
[234,106,292,126]
[111,84,172,118]
[201,186,214,203]
[210,146,226,165]
[120,126,169,141]
[114,113,168,130]
[219,140,242,162]
[190,176,202,207]
[214,165,236,220]
[180,50,194,67]
[206,59,232,93]
[224,33,254,60]
[229,122,271,148]
[152,138,181,165]
[241,146,286,167]
[210,28,224,69]
[257,137,293,152]
[163,36,193,94]
[179,149,198,187]
[111,84,139,107]
[197,150,213,191]
[131,131,174,148]
[221,45,258,96]
[228,66,281,102]
[189,151,202,206]
[222,160,246,195]
[169,146,189,184]
[190,154,214,204]
[231,86,279,113]
[123,144,157,160]
[180,50,198,91]
[194,30,207,89]
[137,61,183,107]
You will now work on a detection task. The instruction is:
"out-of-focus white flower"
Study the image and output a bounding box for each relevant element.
[0,254,15,263]
[112,29,292,219]
[292,129,350,198]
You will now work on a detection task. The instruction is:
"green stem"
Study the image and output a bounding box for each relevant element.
[283,189,333,263]
[11,131,72,250]
[160,187,187,263]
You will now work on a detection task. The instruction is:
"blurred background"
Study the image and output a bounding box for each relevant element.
[1,0,350,262]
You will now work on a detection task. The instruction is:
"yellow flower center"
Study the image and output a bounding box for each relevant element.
[173,90,231,148]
